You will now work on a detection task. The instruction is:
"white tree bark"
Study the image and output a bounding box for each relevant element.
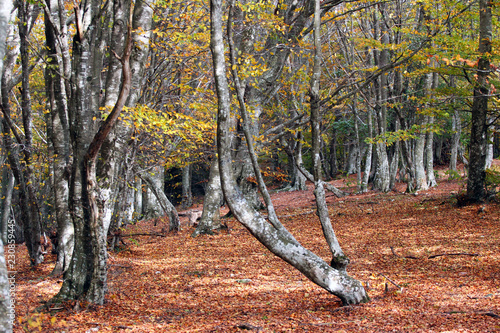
[211,0,367,305]
[0,0,13,329]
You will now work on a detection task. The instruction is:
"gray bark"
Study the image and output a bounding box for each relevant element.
[0,1,13,329]
[414,116,428,191]
[139,169,180,232]
[361,109,373,193]
[181,164,192,209]
[192,157,222,237]
[17,1,44,265]
[426,116,437,187]
[485,127,493,169]
[0,169,14,244]
[372,7,390,192]
[0,239,12,333]
[134,177,143,218]
[44,0,73,276]
[56,0,110,304]
[212,0,367,305]
[450,110,460,171]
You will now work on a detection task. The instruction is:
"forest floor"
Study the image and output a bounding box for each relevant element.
[14,164,500,332]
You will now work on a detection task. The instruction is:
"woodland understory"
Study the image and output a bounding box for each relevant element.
[14,166,500,332]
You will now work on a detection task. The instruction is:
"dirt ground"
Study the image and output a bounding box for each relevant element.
[13,167,500,332]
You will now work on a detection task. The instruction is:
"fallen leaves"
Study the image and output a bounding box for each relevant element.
[13,170,500,332]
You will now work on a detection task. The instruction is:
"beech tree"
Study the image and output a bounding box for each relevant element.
[0,0,13,330]
[467,0,492,201]
[211,0,368,305]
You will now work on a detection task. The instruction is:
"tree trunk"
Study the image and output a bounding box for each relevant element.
[56,0,111,305]
[139,170,180,232]
[449,110,460,171]
[361,109,373,193]
[467,0,491,201]
[372,7,390,192]
[426,116,437,187]
[181,164,193,210]
[0,169,14,244]
[211,0,368,305]
[17,1,44,266]
[44,0,74,275]
[0,0,14,327]
[329,128,339,178]
[414,116,428,191]
[192,157,222,237]
[485,126,493,169]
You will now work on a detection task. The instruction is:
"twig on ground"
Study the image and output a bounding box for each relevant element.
[379,273,403,291]
[428,253,479,259]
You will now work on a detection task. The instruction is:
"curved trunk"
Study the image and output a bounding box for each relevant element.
[212,0,368,305]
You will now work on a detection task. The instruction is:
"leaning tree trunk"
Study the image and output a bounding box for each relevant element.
[211,0,368,305]
[467,0,491,201]
[139,170,180,232]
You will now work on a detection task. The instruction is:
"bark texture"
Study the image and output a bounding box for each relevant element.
[467,0,491,201]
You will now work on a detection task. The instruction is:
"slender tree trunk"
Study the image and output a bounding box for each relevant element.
[372,8,390,192]
[361,109,373,193]
[485,126,493,169]
[44,0,73,275]
[426,116,437,187]
[17,1,44,265]
[450,110,460,171]
[414,116,428,191]
[181,164,193,209]
[329,128,338,178]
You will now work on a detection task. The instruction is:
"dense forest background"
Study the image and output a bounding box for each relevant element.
[0,0,499,331]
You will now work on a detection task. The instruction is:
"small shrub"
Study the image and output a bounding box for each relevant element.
[485,168,500,193]
[445,169,462,181]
